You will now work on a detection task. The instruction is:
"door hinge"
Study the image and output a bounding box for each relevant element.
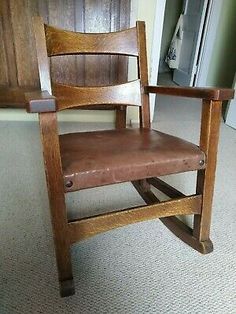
[193,64,198,75]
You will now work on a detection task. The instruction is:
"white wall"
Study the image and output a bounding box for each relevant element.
[128,0,158,123]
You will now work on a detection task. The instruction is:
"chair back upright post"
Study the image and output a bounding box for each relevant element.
[33,17,52,94]
[137,21,150,128]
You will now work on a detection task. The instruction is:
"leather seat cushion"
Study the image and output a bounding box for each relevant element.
[59,128,205,192]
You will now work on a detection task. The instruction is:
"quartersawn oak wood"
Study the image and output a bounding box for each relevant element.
[33,16,52,93]
[27,16,235,298]
[53,80,142,110]
[134,179,213,254]
[160,216,213,254]
[39,112,74,297]
[45,25,138,57]
[193,100,222,241]
[137,21,150,128]
[0,86,37,108]
[147,177,185,198]
[0,0,131,130]
[132,180,161,204]
[68,195,202,243]
[0,0,131,93]
[145,85,235,101]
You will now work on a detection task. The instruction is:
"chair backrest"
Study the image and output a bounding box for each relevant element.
[33,16,150,128]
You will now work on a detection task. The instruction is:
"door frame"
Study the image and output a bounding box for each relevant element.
[149,0,166,121]
[129,0,167,123]
[195,0,223,87]
[150,0,223,121]
[173,0,209,87]
[225,73,236,129]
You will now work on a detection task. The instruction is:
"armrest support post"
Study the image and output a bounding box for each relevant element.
[194,100,222,241]
[39,112,72,280]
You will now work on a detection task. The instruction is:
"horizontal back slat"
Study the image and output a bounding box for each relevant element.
[45,25,138,57]
[53,80,141,110]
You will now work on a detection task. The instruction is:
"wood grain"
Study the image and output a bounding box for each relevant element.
[134,178,213,254]
[146,85,235,101]
[193,100,222,241]
[0,17,9,85]
[68,195,202,243]
[136,21,150,128]
[113,0,130,127]
[74,0,85,86]
[33,16,52,94]
[39,112,73,292]
[160,216,213,254]
[0,0,18,86]
[0,86,37,107]
[25,90,56,112]
[53,80,141,110]
[45,25,138,57]
[110,0,121,84]
[21,5,230,298]
[0,0,131,103]
[84,0,111,86]
[9,0,39,87]
[147,177,185,198]
[117,0,130,83]
[132,180,160,204]
[48,0,77,85]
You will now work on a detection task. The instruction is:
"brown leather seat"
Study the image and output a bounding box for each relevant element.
[60,129,205,191]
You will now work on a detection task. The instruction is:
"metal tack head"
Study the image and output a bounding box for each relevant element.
[65,180,73,188]
[199,160,205,166]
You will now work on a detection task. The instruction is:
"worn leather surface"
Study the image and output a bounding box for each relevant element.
[59,129,205,192]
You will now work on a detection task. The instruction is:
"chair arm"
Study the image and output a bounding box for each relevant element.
[145,85,235,101]
[25,91,56,113]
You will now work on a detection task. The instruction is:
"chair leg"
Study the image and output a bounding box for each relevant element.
[49,195,75,297]
[39,113,75,296]
[192,168,214,254]
[55,234,74,297]
[47,187,74,297]
[193,100,222,253]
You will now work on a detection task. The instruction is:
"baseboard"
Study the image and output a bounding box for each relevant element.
[0,109,115,123]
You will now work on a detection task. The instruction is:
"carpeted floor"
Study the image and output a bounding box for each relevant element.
[0,97,236,313]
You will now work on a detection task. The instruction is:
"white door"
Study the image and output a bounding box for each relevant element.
[173,0,208,86]
[225,74,236,129]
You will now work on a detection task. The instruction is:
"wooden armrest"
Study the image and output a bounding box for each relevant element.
[145,85,235,101]
[25,91,56,113]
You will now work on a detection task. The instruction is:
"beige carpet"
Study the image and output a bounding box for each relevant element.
[1,97,236,313]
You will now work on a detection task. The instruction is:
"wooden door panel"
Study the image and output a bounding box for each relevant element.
[0,1,19,86]
[0,17,8,85]
[9,0,39,87]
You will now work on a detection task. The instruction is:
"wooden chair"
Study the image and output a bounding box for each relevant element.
[25,17,234,297]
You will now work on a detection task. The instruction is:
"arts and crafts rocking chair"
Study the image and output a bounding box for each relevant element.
[25,17,234,297]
